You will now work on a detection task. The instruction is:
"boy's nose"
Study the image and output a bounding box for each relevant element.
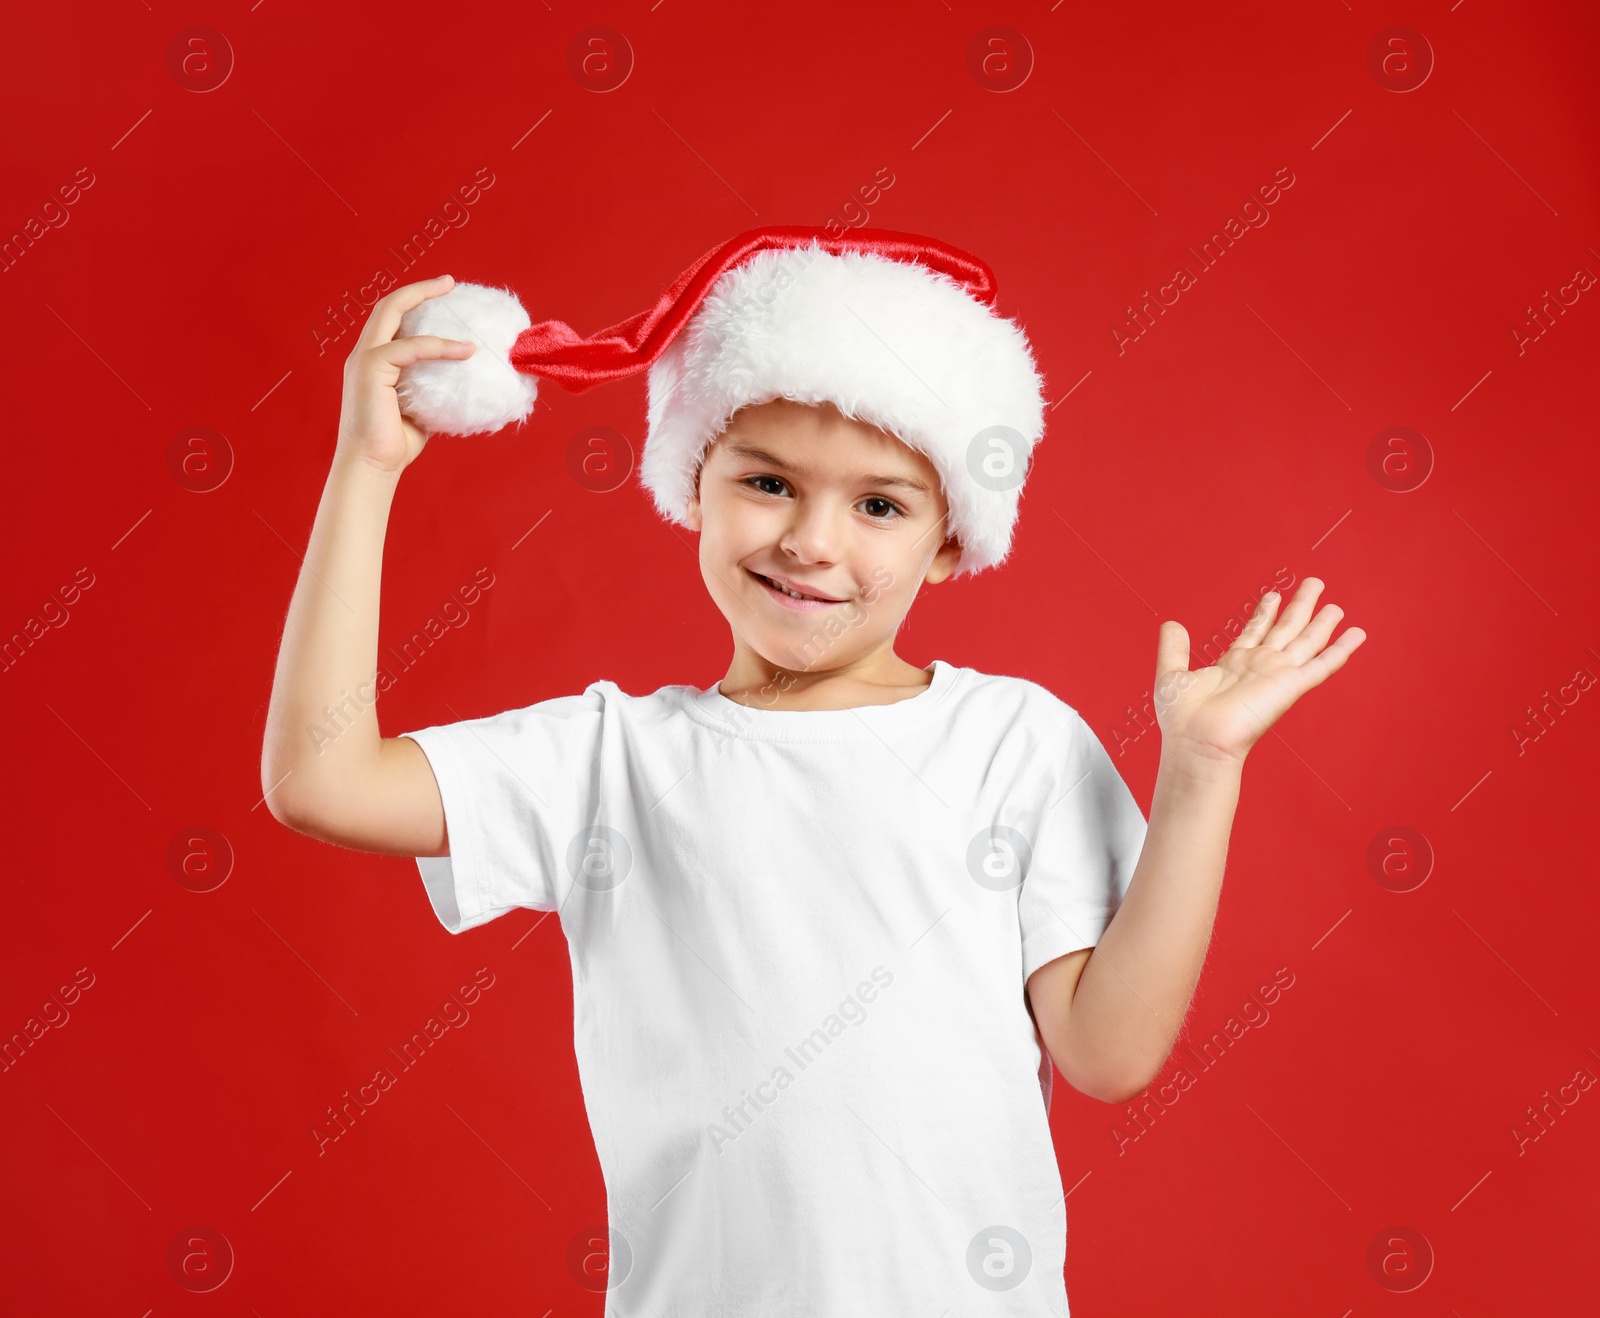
[776,499,845,564]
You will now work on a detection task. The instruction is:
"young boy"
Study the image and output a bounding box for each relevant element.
[262,228,1365,1316]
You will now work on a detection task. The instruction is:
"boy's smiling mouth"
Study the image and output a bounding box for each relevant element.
[747,568,849,611]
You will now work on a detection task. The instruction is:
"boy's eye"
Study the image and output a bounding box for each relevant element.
[859,496,903,520]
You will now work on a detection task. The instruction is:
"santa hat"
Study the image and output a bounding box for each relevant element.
[395,225,1046,576]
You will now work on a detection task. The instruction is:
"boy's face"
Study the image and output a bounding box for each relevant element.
[683,398,963,675]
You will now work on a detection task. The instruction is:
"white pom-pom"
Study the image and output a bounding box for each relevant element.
[395,281,538,437]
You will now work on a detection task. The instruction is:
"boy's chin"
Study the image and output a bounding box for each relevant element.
[738,630,867,676]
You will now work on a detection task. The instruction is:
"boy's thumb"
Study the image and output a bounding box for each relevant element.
[1155,619,1190,679]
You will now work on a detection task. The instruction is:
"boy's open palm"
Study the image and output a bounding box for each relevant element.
[336,274,476,474]
[1154,576,1367,766]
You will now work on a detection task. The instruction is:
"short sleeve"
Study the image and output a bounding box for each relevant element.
[399,686,608,935]
[1018,708,1148,983]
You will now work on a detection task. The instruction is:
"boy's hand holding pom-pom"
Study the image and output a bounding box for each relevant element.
[336,274,498,476]
[394,279,538,439]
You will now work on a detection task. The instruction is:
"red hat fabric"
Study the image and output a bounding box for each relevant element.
[509,225,999,391]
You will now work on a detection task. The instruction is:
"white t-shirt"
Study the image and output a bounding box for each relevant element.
[401,658,1147,1316]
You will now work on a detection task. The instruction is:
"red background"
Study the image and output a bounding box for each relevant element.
[3,1,1596,1313]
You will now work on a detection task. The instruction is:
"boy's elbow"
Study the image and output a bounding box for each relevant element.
[1059,1053,1161,1107]
[260,738,303,827]
[263,782,310,833]
[260,742,333,835]
[1094,1071,1156,1106]
[260,761,316,834]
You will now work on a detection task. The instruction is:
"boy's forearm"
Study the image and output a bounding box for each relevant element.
[260,455,400,822]
[1056,747,1242,1101]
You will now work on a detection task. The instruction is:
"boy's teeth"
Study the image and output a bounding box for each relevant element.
[766,575,812,600]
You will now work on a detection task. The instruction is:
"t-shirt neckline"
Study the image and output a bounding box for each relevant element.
[687,659,961,743]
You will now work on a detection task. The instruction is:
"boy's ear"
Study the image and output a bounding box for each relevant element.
[923,534,963,586]
[684,457,706,531]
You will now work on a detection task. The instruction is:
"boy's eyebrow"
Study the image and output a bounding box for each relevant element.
[721,441,934,495]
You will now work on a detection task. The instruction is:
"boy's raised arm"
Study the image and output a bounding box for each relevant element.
[1029,579,1366,1104]
[260,275,478,858]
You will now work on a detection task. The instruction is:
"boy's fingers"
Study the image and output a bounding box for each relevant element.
[1263,576,1324,650]
[352,275,457,354]
[363,334,476,374]
[1283,602,1344,665]
[1232,590,1281,649]
[1296,624,1366,691]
